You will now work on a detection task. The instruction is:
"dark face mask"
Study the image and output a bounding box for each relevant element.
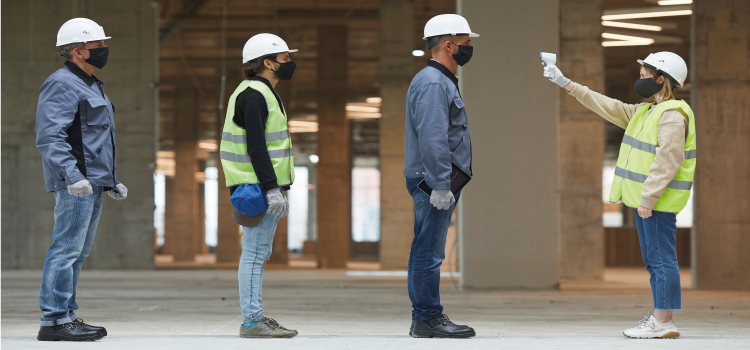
[449,43,473,66]
[81,47,109,69]
[634,76,664,98]
[270,60,296,80]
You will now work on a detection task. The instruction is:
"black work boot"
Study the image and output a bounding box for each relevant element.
[72,318,107,336]
[409,320,416,336]
[38,321,104,341]
[411,314,475,338]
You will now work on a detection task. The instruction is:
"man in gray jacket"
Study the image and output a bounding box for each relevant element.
[404,14,477,338]
[35,18,126,342]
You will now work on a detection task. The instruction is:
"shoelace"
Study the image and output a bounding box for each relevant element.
[63,322,83,330]
[264,318,287,331]
[439,314,456,326]
[72,318,91,327]
[636,311,656,330]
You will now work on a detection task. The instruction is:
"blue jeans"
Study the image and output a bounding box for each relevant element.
[238,212,280,323]
[39,187,104,326]
[634,209,682,311]
[406,177,460,321]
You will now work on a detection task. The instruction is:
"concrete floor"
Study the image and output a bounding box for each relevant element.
[2,268,749,349]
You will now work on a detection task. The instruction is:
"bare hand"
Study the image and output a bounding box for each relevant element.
[637,206,653,219]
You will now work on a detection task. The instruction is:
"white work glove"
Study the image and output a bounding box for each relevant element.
[430,190,455,210]
[68,179,93,197]
[108,183,128,200]
[543,64,571,88]
[266,188,287,217]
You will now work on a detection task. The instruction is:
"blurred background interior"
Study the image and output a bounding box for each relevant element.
[2,0,748,291]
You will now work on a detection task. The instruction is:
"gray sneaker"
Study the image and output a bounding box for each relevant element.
[239,317,298,338]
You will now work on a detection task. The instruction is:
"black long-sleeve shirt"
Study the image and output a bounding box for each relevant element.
[228,76,289,195]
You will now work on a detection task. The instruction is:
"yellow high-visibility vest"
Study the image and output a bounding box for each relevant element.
[220,80,294,188]
[609,100,696,213]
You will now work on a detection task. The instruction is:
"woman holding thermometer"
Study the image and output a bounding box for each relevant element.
[542,51,695,339]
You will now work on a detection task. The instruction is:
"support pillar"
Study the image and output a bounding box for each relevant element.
[558,0,605,280]
[170,89,199,262]
[459,0,559,289]
[316,25,350,268]
[378,0,415,270]
[215,77,242,263]
[693,0,750,290]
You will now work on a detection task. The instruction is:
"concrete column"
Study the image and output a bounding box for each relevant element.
[270,214,290,265]
[558,0,605,280]
[378,0,415,270]
[215,159,240,263]
[215,77,243,264]
[1,0,156,269]
[169,89,199,262]
[316,25,350,268]
[163,177,175,255]
[458,0,559,289]
[693,0,750,290]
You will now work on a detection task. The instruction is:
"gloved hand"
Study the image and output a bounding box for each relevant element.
[68,179,93,197]
[266,188,287,217]
[543,64,571,88]
[108,183,128,200]
[281,196,290,218]
[430,190,455,210]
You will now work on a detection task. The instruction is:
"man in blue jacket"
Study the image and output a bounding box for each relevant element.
[35,18,126,342]
[404,14,478,338]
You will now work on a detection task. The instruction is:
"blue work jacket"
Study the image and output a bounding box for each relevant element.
[36,61,119,192]
[404,60,472,190]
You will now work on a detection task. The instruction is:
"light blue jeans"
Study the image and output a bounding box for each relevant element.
[39,187,104,326]
[634,209,682,311]
[238,212,280,323]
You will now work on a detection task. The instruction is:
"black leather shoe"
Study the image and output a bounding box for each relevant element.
[38,321,104,341]
[411,314,475,338]
[72,318,107,336]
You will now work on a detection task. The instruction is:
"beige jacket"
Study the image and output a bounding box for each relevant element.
[569,84,688,209]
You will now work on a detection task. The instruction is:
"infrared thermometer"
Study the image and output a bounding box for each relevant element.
[539,52,556,67]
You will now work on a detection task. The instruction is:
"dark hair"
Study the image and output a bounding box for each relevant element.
[57,42,85,60]
[243,54,275,79]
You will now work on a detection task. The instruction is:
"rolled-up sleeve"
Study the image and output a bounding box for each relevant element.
[413,83,452,190]
[36,81,86,186]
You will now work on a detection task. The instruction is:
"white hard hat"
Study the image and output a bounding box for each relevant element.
[56,18,111,46]
[423,14,479,40]
[242,33,298,64]
[637,52,688,87]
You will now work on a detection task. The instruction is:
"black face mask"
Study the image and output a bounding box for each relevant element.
[634,76,664,98]
[450,44,473,66]
[83,47,109,69]
[270,60,296,80]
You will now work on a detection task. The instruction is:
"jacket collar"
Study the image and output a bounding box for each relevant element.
[427,59,459,93]
[65,61,99,86]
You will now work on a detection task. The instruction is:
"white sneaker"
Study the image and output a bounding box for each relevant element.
[623,312,680,339]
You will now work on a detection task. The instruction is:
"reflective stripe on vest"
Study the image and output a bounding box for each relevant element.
[609,100,697,213]
[622,135,697,159]
[219,80,295,188]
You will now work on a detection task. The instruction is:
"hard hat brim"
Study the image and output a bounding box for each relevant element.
[421,32,479,40]
[637,59,684,87]
[242,49,299,64]
[56,36,112,47]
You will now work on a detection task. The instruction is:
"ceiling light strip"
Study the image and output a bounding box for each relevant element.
[602,21,662,31]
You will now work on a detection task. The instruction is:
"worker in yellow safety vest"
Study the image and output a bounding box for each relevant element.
[544,51,695,339]
[220,33,297,338]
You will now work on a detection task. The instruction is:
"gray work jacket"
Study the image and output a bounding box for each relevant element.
[36,61,119,192]
[403,60,472,190]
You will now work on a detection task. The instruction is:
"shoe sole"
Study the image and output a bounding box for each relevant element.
[623,331,680,339]
[240,332,298,339]
[411,330,476,339]
[37,334,104,342]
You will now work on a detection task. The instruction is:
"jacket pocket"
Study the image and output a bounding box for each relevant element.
[84,98,110,127]
[450,97,468,127]
[85,143,113,182]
